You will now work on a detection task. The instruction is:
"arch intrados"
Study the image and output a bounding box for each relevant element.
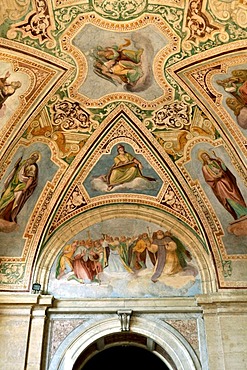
[74,340,171,370]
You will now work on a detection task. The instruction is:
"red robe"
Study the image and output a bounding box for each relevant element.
[202,159,246,219]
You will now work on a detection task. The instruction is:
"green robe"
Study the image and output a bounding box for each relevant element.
[107,152,143,186]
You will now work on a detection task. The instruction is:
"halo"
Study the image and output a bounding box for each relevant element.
[197,149,209,162]
[30,151,41,162]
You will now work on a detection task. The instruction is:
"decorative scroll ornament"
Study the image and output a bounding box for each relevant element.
[152,106,216,160]
[191,65,221,102]
[222,260,232,278]
[0,0,31,26]
[91,0,147,20]
[182,0,228,50]
[153,101,192,130]
[0,262,25,285]
[102,123,138,152]
[48,186,87,233]
[53,100,91,132]
[26,99,93,161]
[48,185,87,233]
[7,0,56,48]
[209,0,247,29]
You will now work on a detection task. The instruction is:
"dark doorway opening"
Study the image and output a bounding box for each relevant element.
[81,345,169,370]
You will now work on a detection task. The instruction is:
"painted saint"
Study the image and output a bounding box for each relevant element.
[198,150,247,222]
[130,232,157,270]
[150,230,192,282]
[92,39,145,91]
[103,144,156,191]
[0,152,40,232]
[56,241,78,280]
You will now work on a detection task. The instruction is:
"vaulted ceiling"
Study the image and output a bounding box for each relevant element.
[0,0,246,294]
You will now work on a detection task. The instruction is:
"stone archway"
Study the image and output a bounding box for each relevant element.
[48,316,202,370]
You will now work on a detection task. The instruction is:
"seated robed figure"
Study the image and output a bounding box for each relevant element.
[106,144,155,191]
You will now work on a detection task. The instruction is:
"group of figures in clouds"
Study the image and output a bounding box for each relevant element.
[56,229,194,285]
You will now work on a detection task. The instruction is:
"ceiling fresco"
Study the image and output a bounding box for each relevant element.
[0,0,246,295]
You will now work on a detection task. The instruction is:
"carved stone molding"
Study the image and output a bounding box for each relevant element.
[117,309,133,331]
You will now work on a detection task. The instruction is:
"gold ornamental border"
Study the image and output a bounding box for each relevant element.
[53,0,185,10]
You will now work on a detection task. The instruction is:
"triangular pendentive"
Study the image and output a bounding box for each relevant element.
[47,104,200,237]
